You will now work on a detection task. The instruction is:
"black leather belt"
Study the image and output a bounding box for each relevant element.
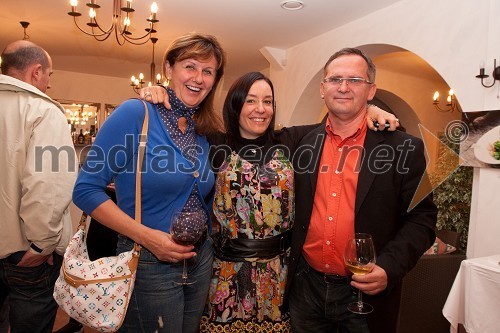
[213,230,292,261]
[301,256,350,285]
[323,274,350,285]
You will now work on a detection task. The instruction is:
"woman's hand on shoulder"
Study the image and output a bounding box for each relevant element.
[141,227,196,263]
[366,104,400,131]
[139,86,171,109]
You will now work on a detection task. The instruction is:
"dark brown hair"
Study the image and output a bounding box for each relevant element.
[223,71,275,148]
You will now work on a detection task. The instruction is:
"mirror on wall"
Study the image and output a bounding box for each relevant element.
[57,100,100,145]
[104,103,117,121]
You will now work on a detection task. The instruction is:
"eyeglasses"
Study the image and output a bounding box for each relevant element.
[322,77,373,86]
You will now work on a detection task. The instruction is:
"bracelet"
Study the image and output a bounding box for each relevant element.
[30,243,43,253]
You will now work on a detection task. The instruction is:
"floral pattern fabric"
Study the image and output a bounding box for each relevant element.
[202,150,294,332]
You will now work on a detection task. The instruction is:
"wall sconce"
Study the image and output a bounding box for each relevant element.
[433,89,458,113]
[476,59,500,88]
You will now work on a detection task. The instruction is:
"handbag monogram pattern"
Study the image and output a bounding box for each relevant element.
[53,222,139,332]
[53,99,149,332]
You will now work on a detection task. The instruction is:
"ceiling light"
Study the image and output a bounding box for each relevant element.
[20,21,30,40]
[68,0,159,46]
[281,0,304,11]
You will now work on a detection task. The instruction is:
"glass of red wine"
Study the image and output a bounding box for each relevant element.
[170,210,207,285]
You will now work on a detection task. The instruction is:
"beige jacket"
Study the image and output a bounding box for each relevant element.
[0,74,77,258]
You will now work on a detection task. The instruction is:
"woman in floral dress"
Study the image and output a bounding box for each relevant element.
[200,72,317,332]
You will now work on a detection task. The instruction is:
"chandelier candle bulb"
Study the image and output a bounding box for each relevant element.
[433,91,439,102]
[150,2,158,21]
[70,0,78,12]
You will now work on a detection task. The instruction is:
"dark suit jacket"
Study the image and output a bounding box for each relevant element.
[288,124,437,333]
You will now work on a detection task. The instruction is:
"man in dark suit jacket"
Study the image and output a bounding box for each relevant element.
[287,48,437,333]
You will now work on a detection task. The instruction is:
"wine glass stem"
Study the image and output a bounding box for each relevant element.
[357,289,364,310]
[181,259,188,281]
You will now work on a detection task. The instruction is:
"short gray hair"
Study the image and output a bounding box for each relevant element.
[1,42,49,74]
[323,47,376,83]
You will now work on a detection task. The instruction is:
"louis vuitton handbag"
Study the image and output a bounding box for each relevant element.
[53,100,149,332]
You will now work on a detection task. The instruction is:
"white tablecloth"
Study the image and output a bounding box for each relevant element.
[443,254,500,333]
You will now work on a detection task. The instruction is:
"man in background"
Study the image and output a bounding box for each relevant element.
[287,48,437,333]
[0,40,77,333]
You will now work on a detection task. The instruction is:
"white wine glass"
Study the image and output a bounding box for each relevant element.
[169,210,206,285]
[344,233,376,314]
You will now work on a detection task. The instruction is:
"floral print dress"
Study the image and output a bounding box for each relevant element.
[200,150,294,332]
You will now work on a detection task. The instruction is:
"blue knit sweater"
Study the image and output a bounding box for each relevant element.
[72,99,214,233]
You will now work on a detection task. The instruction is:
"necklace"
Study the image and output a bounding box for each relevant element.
[249,145,264,155]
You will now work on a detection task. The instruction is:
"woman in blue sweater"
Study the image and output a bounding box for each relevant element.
[72,33,226,333]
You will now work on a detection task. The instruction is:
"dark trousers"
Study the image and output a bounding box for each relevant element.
[289,256,370,333]
[0,252,63,333]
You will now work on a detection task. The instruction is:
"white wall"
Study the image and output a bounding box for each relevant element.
[50,70,136,106]
[269,0,500,258]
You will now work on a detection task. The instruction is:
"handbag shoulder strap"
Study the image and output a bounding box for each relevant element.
[135,100,149,224]
[133,100,149,253]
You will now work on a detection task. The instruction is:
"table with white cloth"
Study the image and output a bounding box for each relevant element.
[443,254,500,333]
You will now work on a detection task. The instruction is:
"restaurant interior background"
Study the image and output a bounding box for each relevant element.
[1,0,499,259]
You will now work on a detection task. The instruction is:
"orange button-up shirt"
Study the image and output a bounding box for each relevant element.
[302,116,367,275]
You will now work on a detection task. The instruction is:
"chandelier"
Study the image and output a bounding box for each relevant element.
[131,37,163,93]
[432,89,459,113]
[68,0,159,46]
[66,103,95,126]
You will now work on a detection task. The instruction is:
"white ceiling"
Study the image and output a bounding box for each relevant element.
[0,0,403,84]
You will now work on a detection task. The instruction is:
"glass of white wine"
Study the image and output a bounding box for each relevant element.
[344,233,376,314]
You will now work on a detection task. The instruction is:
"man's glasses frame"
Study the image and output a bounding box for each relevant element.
[322,77,373,86]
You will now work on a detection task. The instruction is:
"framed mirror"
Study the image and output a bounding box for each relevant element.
[57,100,100,145]
[104,103,118,122]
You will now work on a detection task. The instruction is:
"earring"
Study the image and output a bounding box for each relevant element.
[166,78,171,87]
